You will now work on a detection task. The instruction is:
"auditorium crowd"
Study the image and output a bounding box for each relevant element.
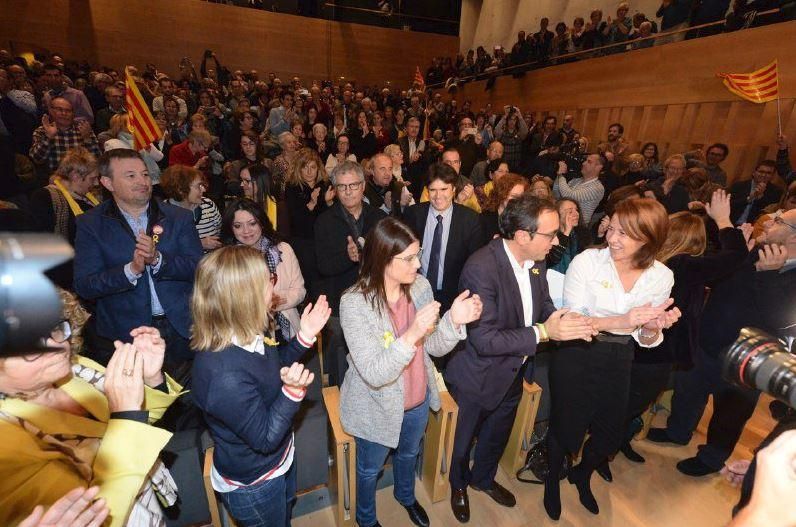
[0,46,795,527]
[424,0,793,87]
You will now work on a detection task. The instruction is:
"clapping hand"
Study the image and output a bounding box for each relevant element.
[18,486,109,527]
[402,301,441,346]
[307,186,321,211]
[324,184,336,205]
[105,342,145,413]
[346,236,360,262]
[626,298,674,330]
[449,290,483,328]
[280,362,314,392]
[299,295,331,337]
[642,305,682,332]
[130,326,165,387]
[41,115,58,139]
[544,308,598,341]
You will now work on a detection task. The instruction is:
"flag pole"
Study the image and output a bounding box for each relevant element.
[776,95,782,137]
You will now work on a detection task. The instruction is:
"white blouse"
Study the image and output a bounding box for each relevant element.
[563,247,674,347]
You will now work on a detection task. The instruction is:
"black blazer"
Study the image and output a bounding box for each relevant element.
[444,238,557,410]
[314,201,386,314]
[402,202,484,311]
[398,135,431,199]
[729,180,782,224]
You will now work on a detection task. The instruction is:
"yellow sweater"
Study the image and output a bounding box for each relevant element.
[0,357,182,527]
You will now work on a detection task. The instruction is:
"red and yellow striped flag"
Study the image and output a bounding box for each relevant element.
[414,66,425,89]
[717,60,779,104]
[124,67,162,150]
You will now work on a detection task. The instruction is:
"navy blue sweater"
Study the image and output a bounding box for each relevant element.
[192,337,309,484]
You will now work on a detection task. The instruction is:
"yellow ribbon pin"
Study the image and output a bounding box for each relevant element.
[532,268,540,275]
[383,331,395,349]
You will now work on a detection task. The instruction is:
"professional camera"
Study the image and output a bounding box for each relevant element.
[0,233,73,357]
[723,327,796,408]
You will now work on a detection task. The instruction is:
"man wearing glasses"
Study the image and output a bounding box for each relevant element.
[29,97,101,173]
[314,160,386,385]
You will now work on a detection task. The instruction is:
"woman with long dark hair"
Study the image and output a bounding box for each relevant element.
[240,163,278,231]
[544,198,681,520]
[339,217,482,527]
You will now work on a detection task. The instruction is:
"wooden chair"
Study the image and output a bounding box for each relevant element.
[202,446,238,527]
[421,390,459,503]
[499,381,543,476]
[322,386,357,527]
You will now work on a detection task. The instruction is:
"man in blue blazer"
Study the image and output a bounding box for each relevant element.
[74,149,203,374]
[444,194,596,522]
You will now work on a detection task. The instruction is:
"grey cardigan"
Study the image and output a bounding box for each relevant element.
[339,275,466,448]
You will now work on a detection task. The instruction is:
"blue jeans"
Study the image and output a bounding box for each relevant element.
[219,462,296,527]
[354,395,429,527]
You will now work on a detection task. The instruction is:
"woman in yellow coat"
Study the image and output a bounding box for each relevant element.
[0,290,182,527]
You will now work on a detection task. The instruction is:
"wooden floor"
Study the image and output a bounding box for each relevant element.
[293,396,777,527]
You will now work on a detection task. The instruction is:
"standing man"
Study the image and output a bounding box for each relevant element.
[315,161,386,385]
[73,149,203,377]
[403,163,483,313]
[364,152,413,217]
[152,77,188,120]
[445,195,597,522]
[398,116,431,199]
[29,97,101,174]
[704,143,729,186]
[268,91,295,137]
[730,160,782,225]
[447,116,486,179]
[94,85,127,133]
[40,63,94,124]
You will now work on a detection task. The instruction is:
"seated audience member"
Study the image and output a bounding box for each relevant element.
[40,63,94,124]
[446,195,598,523]
[547,198,590,274]
[404,163,484,312]
[365,152,414,216]
[544,198,680,520]
[30,147,99,245]
[640,142,663,179]
[273,131,301,197]
[339,217,482,527]
[494,108,529,172]
[623,153,647,186]
[160,165,222,251]
[30,97,101,173]
[0,289,182,527]
[284,147,335,295]
[190,246,330,527]
[240,162,278,230]
[647,153,691,213]
[325,133,357,173]
[752,180,796,239]
[93,85,126,134]
[530,133,566,180]
[314,160,387,385]
[553,152,607,226]
[222,199,306,340]
[704,142,729,185]
[306,122,334,158]
[480,173,530,240]
[470,140,504,186]
[530,175,553,200]
[384,143,408,182]
[168,129,210,170]
[420,148,482,213]
[104,113,164,189]
[611,192,748,469]
[730,159,782,225]
[74,149,203,375]
[648,207,796,478]
[474,158,510,208]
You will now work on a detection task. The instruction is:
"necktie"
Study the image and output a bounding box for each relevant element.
[426,214,443,291]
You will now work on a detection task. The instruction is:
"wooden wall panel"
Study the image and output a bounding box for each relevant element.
[447,22,796,185]
[0,0,458,87]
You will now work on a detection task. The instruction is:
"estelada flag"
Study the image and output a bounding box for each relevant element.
[717,60,779,104]
[124,67,162,150]
[414,66,425,89]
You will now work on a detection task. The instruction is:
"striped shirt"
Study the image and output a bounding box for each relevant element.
[553,176,605,226]
[169,197,221,241]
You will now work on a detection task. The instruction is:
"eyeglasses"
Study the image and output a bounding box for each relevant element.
[31,320,72,359]
[190,181,206,190]
[530,230,559,241]
[334,181,364,193]
[772,212,796,231]
[394,248,423,263]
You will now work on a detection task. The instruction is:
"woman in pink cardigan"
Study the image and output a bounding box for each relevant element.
[222,198,306,339]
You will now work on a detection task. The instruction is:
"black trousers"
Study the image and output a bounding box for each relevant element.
[448,369,524,490]
[621,361,673,444]
[666,348,760,470]
[548,339,635,473]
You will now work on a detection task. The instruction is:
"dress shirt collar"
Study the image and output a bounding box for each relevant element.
[232,335,265,355]
[502,239,535,271]
[428,202,453,220]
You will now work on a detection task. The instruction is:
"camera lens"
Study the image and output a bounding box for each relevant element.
[723,327,796,408]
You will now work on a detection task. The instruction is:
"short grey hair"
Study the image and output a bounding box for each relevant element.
[330,160,364,185]
[277,131,294,147]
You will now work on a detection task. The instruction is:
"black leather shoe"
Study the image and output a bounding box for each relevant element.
[543,477,562,521]
[620,442,646,463]
[677,456,719,477]
[568,470,599,515]
[646,427,689,445]
[471,480,516,507]
[401,501,429,527]
[451,488,470,523]
[595,460,613,482]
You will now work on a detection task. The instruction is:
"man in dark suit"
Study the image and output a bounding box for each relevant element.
[315,160,386,385]
[398,116,432,200]
[74,149,203,376]
[729,160,782,225]
[402,163,483,313]
[444,195,597,522]
[364,152,413,217]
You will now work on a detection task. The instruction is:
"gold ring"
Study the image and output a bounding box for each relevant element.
[122,369,134,377]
